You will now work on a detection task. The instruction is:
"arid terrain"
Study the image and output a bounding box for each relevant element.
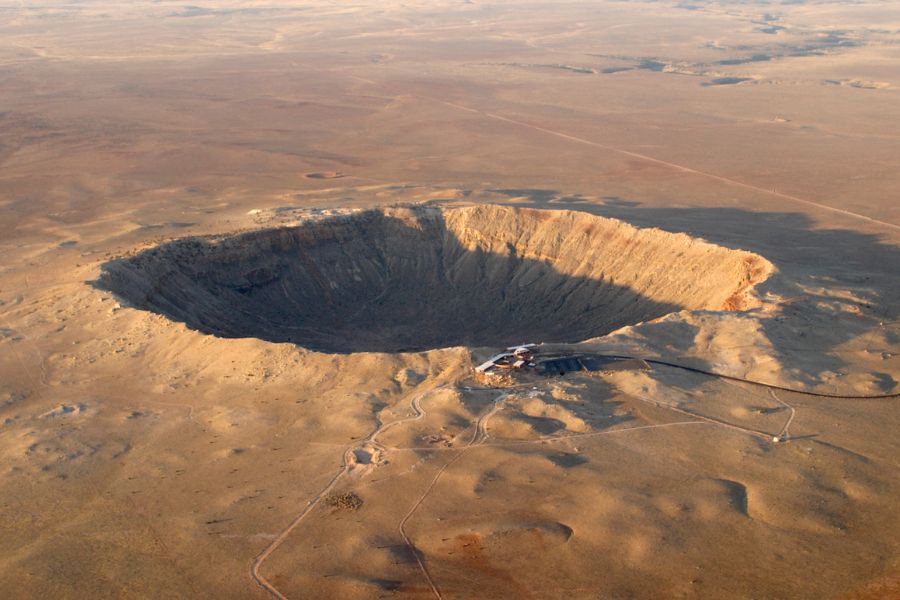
[2,1,900,599]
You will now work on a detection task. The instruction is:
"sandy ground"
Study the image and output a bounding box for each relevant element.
[2,1,900,598]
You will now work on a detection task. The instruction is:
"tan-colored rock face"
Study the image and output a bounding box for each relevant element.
[97,205,772,353]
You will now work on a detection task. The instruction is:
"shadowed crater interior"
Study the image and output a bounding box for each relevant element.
[96,205,772,353]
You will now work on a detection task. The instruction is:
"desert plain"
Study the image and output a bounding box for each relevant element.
[1,1,900,599]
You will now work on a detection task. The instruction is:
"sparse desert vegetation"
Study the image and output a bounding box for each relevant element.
[323,492,363,512]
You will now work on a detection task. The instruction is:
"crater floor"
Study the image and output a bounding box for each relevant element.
[97,205,772,353]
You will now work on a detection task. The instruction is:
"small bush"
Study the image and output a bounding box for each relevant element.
[323,491,363,511]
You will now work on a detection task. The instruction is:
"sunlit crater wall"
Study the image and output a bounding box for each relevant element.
[97,206,773,353]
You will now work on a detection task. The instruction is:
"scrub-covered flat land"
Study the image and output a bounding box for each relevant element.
[1,1,899,598]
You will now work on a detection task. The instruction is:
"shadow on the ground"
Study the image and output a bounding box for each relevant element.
[496,188,900,391]
[93,208,687,354]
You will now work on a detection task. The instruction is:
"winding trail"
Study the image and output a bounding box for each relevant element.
[250,385,511,599]
[396,452,463,600]
[250,379,790,599]
[250,351,896,597]
[250,384,450,599]
[250,453,351,599]
[396,391,509,600]
[769,389,796,441]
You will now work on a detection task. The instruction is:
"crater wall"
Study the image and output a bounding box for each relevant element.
[96,206,773,353]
